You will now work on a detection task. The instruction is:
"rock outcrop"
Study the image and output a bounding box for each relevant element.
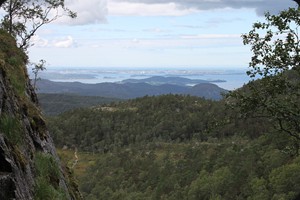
[0,30,81,199]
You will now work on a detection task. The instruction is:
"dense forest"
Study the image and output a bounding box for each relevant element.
[47,94,300,199]
[38,93,121,115]
[48,95,268,153]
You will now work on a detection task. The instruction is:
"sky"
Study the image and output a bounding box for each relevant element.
[26,0,297,69]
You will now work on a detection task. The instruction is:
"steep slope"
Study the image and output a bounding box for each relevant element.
[0,30,81,199]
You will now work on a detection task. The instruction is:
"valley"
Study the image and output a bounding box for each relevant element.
[44,94,300,199]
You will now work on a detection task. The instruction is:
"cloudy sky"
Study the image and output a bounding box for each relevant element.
[27,0,297,69]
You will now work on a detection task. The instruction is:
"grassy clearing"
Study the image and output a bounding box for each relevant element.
[57,149,98,178]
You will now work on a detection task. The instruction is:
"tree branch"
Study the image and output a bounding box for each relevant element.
[0,0,7,7]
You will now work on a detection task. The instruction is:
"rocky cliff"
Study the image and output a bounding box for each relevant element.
[0,30,81,199]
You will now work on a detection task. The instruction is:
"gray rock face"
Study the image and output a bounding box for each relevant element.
[0,31,81,199]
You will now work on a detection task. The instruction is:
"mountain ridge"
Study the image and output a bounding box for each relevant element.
[36,78,227,100]
[120,75,225,86]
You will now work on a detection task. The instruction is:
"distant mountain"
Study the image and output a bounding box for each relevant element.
[36,78,227,100]
[120,76,225,86]
[186,83,227,100]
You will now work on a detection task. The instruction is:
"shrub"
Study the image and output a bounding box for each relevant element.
[0,114,22,145]
[34,152,67,200]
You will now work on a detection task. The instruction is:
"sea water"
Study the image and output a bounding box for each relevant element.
[31,67,251,91]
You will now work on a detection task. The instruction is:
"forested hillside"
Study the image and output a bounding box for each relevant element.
[38,93,121,115]
[36,79,227,100]
[47,94,300,199]
[49,95,220,151]
[48,95,267,152]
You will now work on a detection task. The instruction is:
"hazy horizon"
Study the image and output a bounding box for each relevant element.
[31,66,249,90]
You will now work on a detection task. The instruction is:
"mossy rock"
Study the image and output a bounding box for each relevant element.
[0,114,23,145]
[0,30,27,65]
[0,30,28,97]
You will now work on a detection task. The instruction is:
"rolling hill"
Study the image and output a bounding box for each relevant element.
[37,93,121,115]
[36,77,227,100]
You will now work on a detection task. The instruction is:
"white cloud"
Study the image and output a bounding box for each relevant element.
[53,36,75,48]
[31,35,49,47]
[143,28,169,33]
[31,35,76,48]
[112,0,296,16]
[108,1,197,16]
[132,38,140,43]
[57,0,108,25]
[48,0,296,26]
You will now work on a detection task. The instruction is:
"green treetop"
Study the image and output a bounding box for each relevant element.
[228,8,300,151]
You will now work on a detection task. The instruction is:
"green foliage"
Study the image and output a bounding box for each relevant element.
[32,59,46,90]
[1,0,76,50]
[34,152,67,200]
[48,95,232,152]
[35,152,60,179]
[228,8,300,143]
[243,9,300,76]
[38,93,122,116]
[74,137,300,199]
[0,114,22,145]
[34,177,67,200]
[188,167,234,200]
[0,29,27,62]
[0,29,27,96]
[269,162,300,199]
[50,93,300,199]
[49,94,271,153]
[247,177,270,200]
[8,65,26,96]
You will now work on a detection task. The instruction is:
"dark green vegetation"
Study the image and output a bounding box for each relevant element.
[49,95,244,152]
[34,152,67,200]
[78,140,300,200]
[0,114,22,145]
[48,94,300,199]
[120,76,225,85]
[38,93,121,116]
[36,78,227,100]
[229,8,300,145]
